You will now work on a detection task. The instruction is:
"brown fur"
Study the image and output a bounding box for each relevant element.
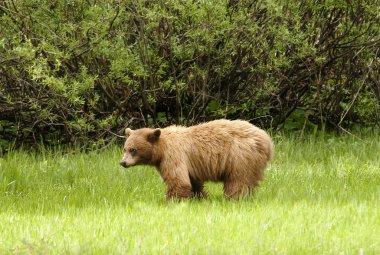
[120,119,274,200]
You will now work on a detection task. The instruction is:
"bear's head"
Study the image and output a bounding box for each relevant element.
[119,128,161,168]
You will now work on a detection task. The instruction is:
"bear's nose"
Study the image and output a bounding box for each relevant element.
[119,160,127,168]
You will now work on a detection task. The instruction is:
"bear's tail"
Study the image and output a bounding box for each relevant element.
[267,140,274,161]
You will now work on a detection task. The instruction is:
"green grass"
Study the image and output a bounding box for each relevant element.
[0,134,379,254]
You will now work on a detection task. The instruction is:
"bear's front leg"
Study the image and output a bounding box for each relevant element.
[166,184,193,201]
[190,176,207,199]
[160,162,194,201]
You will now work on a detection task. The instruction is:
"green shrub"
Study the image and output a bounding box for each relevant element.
[0,0,379,148]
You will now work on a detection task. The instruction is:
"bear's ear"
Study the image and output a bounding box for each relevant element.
[125,128,133,138]
[147,129,161,143]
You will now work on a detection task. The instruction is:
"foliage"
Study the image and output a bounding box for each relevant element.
[0,0,379,147]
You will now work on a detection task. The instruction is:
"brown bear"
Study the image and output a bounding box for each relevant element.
[119,119,273,200]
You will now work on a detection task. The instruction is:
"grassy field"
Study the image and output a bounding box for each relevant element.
[0,133,379,254]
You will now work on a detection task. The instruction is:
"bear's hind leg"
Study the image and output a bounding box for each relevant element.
[224,181,244,199]
[223,164,263,199]
[223,178,255,199]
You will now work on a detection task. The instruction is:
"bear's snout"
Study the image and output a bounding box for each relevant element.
[119,160,128,168]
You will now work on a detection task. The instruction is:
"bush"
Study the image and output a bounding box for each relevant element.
[0,0,379,148]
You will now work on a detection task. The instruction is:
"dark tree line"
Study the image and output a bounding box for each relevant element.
[0,0,379,148]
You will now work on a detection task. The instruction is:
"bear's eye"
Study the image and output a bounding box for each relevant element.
[129,148,137,156]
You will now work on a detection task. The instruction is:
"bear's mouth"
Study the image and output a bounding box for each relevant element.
[119,160,129,168]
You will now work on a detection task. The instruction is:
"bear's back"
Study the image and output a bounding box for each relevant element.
[186,119,271,181]
[158,119,272,182]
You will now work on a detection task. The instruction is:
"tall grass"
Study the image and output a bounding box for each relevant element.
[0,134,379,254]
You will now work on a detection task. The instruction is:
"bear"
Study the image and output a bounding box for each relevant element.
[119,119,274,200]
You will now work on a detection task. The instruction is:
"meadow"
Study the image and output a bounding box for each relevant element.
[0,133,379,254]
